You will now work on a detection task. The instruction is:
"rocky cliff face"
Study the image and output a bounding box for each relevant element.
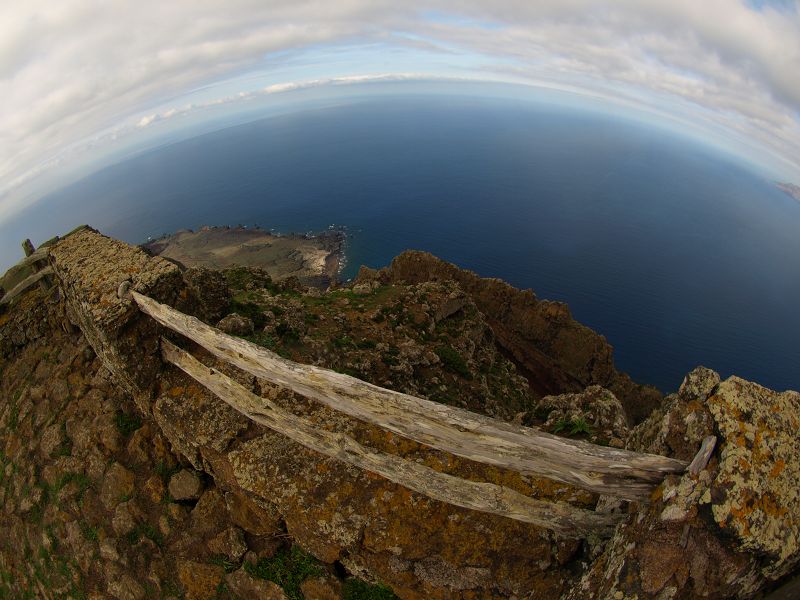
[1,229,798,599]
[357,251,662,424]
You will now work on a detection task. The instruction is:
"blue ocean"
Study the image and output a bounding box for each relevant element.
[4,95,799,393]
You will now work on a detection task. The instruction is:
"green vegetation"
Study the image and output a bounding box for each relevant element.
[80,524,99,542]
[434,345,471,379]
[552,416,593,436]
[126,523,164,547]
[114,411,142,437]
[343,578,399,600]
[244,545,323,600]
[229,299,267,329]
[210,555,239,573]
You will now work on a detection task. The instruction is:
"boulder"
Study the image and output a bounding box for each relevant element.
[216,313,254,336]
[169,469,203,501]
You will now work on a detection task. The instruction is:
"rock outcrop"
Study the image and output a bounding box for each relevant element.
[2,229,798,599]
[358,251,663,424]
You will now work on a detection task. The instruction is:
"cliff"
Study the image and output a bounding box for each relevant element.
[1,228,798,599]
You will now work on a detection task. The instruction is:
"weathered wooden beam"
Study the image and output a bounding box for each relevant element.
[688,436,717,476]
[133,291,687,500]
[161,338,619,536]
[16,247,50,271]
[0,267,53,306]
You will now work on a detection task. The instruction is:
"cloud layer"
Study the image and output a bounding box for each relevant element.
[2,0,799,218]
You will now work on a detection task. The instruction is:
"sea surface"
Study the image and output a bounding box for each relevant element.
[4,95,800,393]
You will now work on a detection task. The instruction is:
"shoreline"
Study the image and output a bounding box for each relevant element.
[142,224,347,287]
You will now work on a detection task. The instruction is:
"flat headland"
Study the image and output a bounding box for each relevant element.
[142,225,345,288]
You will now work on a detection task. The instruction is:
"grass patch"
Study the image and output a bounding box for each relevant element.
[244,545,323,600]
[115,411,142,437]
[210,555,240,574]
[343,579,399,600]
[434,346,471,379]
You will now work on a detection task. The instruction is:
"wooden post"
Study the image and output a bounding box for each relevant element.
[21,239,35,257]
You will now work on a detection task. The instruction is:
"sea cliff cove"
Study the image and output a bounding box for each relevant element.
[1,226,798,598]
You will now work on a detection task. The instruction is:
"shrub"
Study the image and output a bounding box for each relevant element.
[435,346,472,379]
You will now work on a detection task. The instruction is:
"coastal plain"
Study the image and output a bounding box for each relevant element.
[143,225,344,288]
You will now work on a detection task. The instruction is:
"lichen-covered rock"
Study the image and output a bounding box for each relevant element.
[523,385,629,444]
[169,469,203,501]
[225,568,287,599]
[570,373,800,598]
[627,366,718,462]
[216,313,254,336]
[707,376,800,579]
[100,462,135,510]
[177,559,224,600]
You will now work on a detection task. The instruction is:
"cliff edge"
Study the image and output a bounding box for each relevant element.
[1,229,798,599]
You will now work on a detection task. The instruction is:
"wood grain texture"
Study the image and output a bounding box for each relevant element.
[0,267,53,305]
[161,337,619,536]
[133,291,687,501]
[688,435,717,476]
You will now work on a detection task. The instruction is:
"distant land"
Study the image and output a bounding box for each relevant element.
[776,182,800,202]
[142,225,344,288]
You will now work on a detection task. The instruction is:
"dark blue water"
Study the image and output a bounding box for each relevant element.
[4,95,799,393]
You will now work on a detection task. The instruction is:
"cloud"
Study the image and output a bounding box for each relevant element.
[0,0,799,219]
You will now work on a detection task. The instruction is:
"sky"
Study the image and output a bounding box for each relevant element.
[1,0,800,226]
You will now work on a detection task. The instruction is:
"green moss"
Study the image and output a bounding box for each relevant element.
[244,545,323,600]
[343,578,399,600]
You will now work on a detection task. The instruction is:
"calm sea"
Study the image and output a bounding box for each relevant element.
[4,95,799,393]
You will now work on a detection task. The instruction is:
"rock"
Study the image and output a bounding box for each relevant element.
[169,469,203,501]
[352,282,374,295]
[112,500,143,536]
[126,425,152,464]
[707,377,800,579]
[208,526,248,562]
[368,250,663,422]
[225,568,287,599]
[216,313,255,336]
[224,491,282,536]
[177,560,225,600]
[39,423,65,459]
[183,267,231,323]
[143,474,166,504]
[99,462,135,510]
[300,575,342,600]
[526,386,629,442]
[190,488,228,535]
[107,573,146,600]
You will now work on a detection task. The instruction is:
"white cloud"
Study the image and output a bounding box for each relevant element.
[0,0,799,220]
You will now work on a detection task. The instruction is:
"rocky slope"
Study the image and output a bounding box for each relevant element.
[1,228,798,599]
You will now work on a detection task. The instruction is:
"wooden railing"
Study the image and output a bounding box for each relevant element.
[131,291,700,536]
